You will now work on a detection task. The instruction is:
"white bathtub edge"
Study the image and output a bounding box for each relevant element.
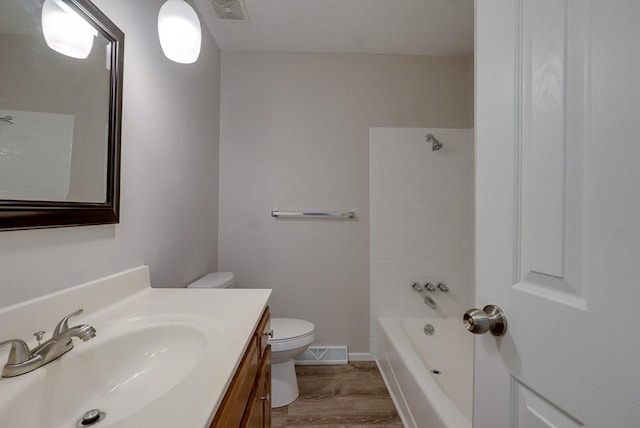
[376,353,416,428]
[376,317,471,428]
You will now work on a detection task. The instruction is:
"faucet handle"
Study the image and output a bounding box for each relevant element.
[54,308,85,336]
[0,339,31,364]
[0,339,44,377]
[424,282,437,292]
[436,282,449,293]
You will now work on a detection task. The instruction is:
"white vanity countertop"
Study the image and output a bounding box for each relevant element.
[0,266,271,428]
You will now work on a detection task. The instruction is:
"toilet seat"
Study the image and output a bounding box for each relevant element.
[269,318,315,342]
[268,318,315,352]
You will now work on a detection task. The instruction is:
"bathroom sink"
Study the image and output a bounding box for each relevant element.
[0,314,219,428]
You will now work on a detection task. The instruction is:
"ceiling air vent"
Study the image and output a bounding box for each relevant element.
[209,0,248,21]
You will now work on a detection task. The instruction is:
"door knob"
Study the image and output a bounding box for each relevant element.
[463,304,507,336]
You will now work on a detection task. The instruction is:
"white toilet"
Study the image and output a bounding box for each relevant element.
[268,318,315,407]
[187,271,236,289]
[187,272,315,408]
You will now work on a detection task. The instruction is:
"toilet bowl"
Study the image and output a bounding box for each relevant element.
[186,272,314,408]
[268,318,315,408]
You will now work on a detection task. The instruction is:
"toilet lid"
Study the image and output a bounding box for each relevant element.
[187,272,234,289]
[269,318,315,342]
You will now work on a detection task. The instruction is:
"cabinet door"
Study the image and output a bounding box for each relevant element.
[210,336,259,427]
[241,346,271,428]
[241,395,263,428]
[260,347,272,427]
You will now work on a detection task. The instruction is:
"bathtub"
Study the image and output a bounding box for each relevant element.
[376,317,473,428]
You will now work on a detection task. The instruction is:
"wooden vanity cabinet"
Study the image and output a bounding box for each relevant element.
[241,347,271,427]
[211,307,271,428]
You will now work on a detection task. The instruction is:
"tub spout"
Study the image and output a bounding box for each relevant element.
[424,295,437,310]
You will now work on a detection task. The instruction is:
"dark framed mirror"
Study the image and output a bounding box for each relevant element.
[0,0,123,231]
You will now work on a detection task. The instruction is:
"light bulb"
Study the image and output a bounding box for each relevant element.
[42,0,96,59]
[158,0,202,64]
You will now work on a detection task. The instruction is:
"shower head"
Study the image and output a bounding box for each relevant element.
[426,133,442,151]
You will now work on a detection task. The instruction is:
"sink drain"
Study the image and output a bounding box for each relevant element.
[77,409,106,427]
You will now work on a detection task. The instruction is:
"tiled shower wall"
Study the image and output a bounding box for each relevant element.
[369,127,474,353]
[0,110,74,200]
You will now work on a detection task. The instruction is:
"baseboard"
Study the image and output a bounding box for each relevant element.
[294,349,377,364]
[348,352,376,361]
[295,345,348,365]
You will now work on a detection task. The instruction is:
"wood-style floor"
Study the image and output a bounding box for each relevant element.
[272,362,404,427]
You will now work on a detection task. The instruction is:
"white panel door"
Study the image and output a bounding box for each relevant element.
[475,1,640,427]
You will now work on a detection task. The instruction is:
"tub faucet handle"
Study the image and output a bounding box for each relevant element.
[424,282,437,292]
[436,282,449,293]
[411,282,423,292]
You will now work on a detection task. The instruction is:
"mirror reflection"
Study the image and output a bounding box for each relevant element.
[0,0,112,203]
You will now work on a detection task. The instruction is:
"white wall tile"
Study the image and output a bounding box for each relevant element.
[0,110,74,200]
[369,127,473,351]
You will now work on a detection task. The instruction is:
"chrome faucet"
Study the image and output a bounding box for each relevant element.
[411,282,423,292]
[0,309,96,377]
[423,294,438,310]
[436,282,449,293]
[424,282,437,292]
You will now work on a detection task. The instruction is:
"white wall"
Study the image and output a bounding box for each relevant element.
[0,0,221,307]
[369,127,474,352]
[219,52,473,352]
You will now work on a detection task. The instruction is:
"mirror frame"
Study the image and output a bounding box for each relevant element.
[0,0,124,231]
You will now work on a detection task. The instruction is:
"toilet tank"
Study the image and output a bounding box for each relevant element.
[187,272,235,289]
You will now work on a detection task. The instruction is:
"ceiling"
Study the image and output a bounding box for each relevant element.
[193,0,474,56]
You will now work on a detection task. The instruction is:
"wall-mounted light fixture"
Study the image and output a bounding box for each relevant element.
[41,0,97,59]
[158,0,202,64]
